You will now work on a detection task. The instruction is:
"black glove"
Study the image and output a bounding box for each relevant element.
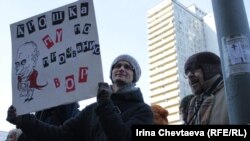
[97,82,112,104]
[6,105,18,125]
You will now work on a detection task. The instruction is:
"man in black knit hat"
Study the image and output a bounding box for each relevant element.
[184,51,229,125]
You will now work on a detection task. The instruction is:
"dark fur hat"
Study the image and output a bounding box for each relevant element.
[180,95,193,110]
[179,95,194,124]
[184,52,222,80]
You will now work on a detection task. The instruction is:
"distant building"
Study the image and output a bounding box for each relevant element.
[146,0,219,124]
[0,131,7,141]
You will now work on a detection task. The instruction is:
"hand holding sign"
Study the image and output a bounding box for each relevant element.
[97,82,112,105]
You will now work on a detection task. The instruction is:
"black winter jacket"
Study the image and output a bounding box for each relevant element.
[18,88,153,141]
[18,102,80,141]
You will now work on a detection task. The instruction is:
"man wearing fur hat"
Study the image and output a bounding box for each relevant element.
[7,54,153,141]
[184,52,229,125]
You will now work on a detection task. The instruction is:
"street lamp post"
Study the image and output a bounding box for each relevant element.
[212,0,250,124]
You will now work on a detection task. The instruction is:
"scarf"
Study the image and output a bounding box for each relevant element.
[115,83,138,94]
[186,76,223,125]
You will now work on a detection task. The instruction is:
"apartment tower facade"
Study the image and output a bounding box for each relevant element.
[147,0,210,124]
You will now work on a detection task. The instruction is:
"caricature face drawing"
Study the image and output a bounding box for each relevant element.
[15,41,47,102]
[15,42,39,81]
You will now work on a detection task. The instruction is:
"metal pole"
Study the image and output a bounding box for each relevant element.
[212,0,250,124]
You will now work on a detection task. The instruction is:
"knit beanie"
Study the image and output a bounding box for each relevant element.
[110,54,141,83]
[184,52,222,80]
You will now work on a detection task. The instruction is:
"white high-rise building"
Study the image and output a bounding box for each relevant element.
[147,0,219,124]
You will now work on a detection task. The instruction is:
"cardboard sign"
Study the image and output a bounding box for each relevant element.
[10,0,103,115]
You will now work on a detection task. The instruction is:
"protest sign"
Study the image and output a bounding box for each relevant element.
[10,0,103,115]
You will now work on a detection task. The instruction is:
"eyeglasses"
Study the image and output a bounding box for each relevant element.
[113,63,133,71]
[184,68,202,79]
